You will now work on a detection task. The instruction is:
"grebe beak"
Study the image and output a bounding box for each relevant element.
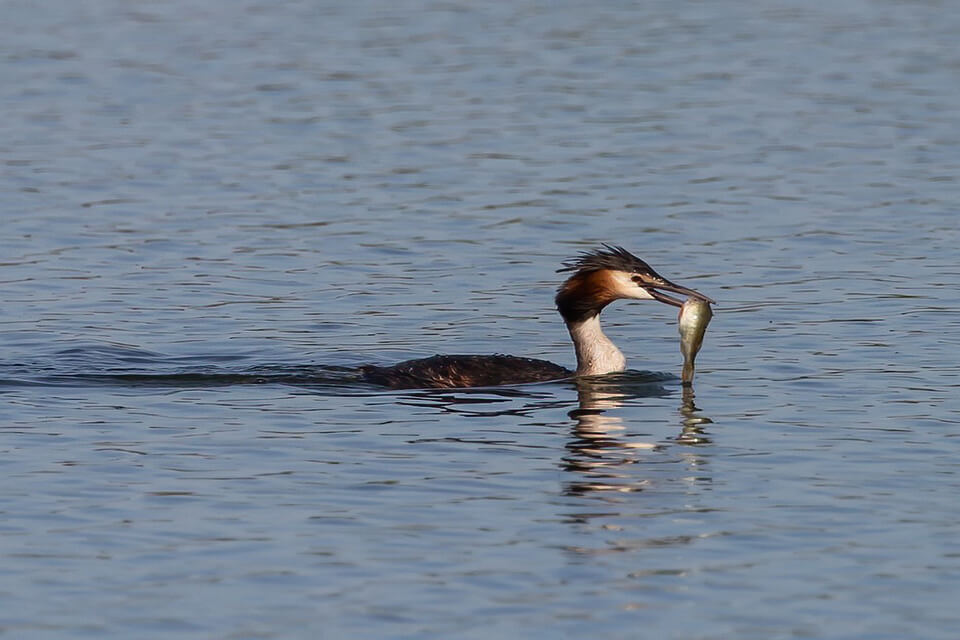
[641,276,715,308]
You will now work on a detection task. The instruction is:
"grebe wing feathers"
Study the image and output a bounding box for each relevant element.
[360,354,571,389]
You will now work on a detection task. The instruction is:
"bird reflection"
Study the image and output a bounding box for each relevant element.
[385,370,714,498]
[562,373,713,497]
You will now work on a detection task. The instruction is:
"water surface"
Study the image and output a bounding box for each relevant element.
[2,0,960,638]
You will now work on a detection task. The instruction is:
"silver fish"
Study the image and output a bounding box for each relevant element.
[678,297,713,385]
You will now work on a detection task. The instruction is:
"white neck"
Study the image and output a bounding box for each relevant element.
[566,314,626,376]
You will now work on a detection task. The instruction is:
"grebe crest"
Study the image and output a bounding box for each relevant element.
[361,245,713,389]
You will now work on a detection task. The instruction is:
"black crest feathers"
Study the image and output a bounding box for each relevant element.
[557,244,654,276]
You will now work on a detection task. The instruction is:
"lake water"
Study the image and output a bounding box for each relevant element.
[3,0,959,637]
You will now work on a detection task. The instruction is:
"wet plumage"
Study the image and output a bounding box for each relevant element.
[360,355,571,389]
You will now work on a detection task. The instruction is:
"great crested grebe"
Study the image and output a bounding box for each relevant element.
[360,246,714,389]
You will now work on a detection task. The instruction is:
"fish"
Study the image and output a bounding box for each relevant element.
[678,297,713,385]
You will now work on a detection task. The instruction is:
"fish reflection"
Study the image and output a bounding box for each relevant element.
[677,385,713,445]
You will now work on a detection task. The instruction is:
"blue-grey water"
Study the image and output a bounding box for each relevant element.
[3,0,959,638]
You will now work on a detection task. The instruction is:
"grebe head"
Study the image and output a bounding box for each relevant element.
[555,245,714,322]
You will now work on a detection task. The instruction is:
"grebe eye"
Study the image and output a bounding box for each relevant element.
[631,275,643,283]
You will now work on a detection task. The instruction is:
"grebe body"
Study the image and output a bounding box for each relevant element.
[361,246,712,389]
[361,354,570,389]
